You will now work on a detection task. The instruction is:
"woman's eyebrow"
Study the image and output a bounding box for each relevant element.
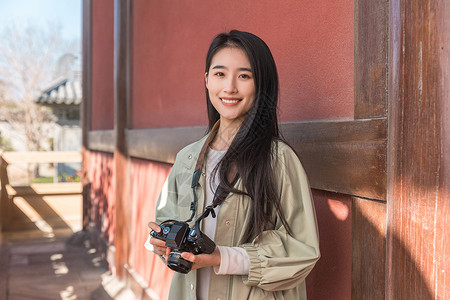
[211,65,252,72]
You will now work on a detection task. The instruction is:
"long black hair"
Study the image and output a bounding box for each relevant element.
[205,30,293,243]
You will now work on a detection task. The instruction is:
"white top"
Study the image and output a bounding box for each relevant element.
[197,148,250,300]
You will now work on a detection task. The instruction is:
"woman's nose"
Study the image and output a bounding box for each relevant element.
[224,77,238,93]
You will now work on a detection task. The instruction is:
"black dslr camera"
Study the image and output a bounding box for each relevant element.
[151,169,222,273]
[150,219,216,274]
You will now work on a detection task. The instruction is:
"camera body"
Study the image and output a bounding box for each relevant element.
[150,220,216,273]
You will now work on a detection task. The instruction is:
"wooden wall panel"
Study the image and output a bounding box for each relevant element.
[354,0,388,118]
[351,197,386,300]
[306,191,352,300]
[386,0,449,298]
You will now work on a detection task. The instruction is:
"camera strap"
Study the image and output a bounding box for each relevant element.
[187,120,236,223]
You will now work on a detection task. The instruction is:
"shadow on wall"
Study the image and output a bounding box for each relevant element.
[307,190,352,300]
[306,189,434,300]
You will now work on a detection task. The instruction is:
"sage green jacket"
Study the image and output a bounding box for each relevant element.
[155,134,320,300]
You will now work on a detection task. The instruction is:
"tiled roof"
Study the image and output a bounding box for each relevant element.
[36,70,82,105]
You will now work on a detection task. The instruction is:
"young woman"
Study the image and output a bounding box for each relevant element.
[147,30,320,300]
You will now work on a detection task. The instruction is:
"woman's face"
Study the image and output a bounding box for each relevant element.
[205,47,255,125]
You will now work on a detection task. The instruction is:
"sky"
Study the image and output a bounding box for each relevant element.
[0,0,82,41]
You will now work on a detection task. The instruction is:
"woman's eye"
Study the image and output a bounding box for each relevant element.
[239,74,251,79]
[214,72,225,77]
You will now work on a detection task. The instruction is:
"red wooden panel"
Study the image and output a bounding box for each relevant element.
[130,0,354,128]
[91,0,114,130]
[306,190,352,300]
[352,197,386,300]
[128,158,173,300]
[89,151,115,244]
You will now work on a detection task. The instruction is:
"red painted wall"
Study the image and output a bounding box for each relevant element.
[131,0,354,129]
[89,151,115,244]
[91,0,114,130]
[128,159,173,300]
[307,190,352,300]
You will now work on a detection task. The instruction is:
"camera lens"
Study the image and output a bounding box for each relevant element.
[167,250,193,274]
[162,226,170,235]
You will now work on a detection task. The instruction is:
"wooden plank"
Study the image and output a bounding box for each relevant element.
[127,126,207,163]
[88,130,115,153]
[386,0,449,298]
[354,0,388,118]
[6,183,82,196]
[351,197,386,300]
[2,151,81,164]
[122,119,386,200]
[88,119,387,199]
[296,140,386,200]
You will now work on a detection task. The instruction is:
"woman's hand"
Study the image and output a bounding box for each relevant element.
[148,221,171,257]
[180,247,221,270]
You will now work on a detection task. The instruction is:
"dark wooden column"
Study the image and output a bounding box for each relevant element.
[81,0,93,231]
[351,0,389,298]
[387,0,449,299]
[113,0,131,278]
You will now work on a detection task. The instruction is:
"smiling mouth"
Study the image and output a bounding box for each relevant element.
[220,98,241,104]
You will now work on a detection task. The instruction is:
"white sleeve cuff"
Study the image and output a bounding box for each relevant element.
[214,246,250,275]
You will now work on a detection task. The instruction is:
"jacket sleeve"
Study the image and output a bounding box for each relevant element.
[240,145,320,291]
[155,149,197,225]
[155,156,180,224]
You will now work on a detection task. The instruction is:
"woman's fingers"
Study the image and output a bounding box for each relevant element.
[180,247,221,270]
[148,221,161,232]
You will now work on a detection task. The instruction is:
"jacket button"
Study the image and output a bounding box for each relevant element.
[225,220,231,226]
[217,298,221,300]
[202,172,206,176]
[190,284,194,290]
[188,154,192,159]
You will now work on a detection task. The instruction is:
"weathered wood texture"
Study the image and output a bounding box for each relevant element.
[88,130,115,153]
[113,0,130,279]
[283,119,386,200]
[87,119,387,200]
[355,0,389,118]
[351,197,386,300]
[126,126,207,163]
[387,0,449,299]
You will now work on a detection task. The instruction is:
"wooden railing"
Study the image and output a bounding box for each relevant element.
[0,151,82,232]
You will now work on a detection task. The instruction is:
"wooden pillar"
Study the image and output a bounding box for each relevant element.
[352,0,389,298]
[113,0,131,278]
[387,0,449,299]
[81,0,93,231]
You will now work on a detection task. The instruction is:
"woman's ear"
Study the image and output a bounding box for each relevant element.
[204,72,209,89]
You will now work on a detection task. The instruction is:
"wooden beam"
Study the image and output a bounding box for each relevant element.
[85,118,386,200]
[354,0,388,118]
[126,126,207,163]
[88,130,115,153]
[351,197,386,299]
